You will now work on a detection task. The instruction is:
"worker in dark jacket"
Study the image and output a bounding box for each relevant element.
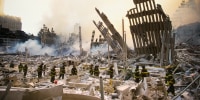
[141,65,149,82]
[71,65,77,75]
[109,65,114,79]
[134,66,140,83]
[59,63,66,79]
[23,64,28,77]
[167,74,175,96]
[18,63,23,73]
[89,64,94,75]
[134,70,141,83]
[165,67,173,83]
[94,65,100,77]
[50,66,56,83]
[37,63,43,78]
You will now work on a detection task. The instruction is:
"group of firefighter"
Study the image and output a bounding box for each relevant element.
[165,66,176,96]
[133,64,175,96]
[18,61,78,83]
[134,65,150,83]
[17,60,175,96]
[18,63,28,78]
[89,64,114,79]
[45,62,77,83]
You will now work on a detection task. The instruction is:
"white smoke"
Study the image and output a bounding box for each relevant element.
[172,0,200,28]
[90,43,112,55]
[9,39,55,56]
[5,34,103,56]
[0,0,4,15]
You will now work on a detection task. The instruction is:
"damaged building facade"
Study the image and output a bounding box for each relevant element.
[0,0,200,100]
[38,24,58,47]
[126,0,175,65]
[93,8,133,59]
[0,15,22,32]
[90,30,106,49]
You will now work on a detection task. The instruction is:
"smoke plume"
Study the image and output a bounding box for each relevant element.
[40,0,98,53]
[195,0,200,16]
[172,0,200,28]
[0,0,4,15]
[9,39,56,56]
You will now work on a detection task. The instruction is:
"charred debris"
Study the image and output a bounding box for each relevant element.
[0,0,200,100]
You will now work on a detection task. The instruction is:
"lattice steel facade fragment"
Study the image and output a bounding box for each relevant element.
[126,0,175,64]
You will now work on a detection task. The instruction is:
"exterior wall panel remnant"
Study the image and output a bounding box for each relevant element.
[127,0,174,65]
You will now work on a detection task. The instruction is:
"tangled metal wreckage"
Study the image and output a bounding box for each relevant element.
[93,0,174,66]
[0,0,200,100]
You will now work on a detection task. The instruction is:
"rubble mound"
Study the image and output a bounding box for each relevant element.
[175,22,200,45]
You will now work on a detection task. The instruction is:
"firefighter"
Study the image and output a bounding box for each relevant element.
[18,63,23,73]
[134,65,140,81]
[50,66,56,83]
[167,74,175,96]
[71,65,77,75]
[23,64,28,77]
[89,64,94,75]
[109,65,114,79]
[141,65,149,82]
[37,63,43,78]
[165,67,173,83]
[94,65,100,77]
[134,66,140,83]
[59,62,66,79]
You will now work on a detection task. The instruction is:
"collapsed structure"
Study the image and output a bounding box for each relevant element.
[0,0,21,31]
[93,8,133,58]
[126,0,175,65]
[90,30,106,49]
[93,0,175,65]
[1,0,200,100]
[38,24,58,47]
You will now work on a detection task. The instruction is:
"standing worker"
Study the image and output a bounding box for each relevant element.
[94,65,100,77]
[18,63,23,73]
[23,64,28,77]
[134,66,140,83]
[37,63,43,78]
[89,64,94,75]
[167,74,175,96]
[59,62,66,79]
[140,65,149,82]
[50,66,56,83]
[109,65,114,79]
[71,65,77,75]
[165,67,173,83]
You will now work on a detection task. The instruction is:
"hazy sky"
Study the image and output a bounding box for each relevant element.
[3,0,183,48]
[4,0,182,32]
